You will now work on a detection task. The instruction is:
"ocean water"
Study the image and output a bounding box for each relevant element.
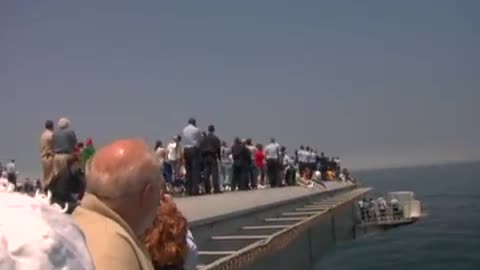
[313,162,480,270]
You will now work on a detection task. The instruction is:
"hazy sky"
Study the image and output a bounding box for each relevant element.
[1,0,479,173]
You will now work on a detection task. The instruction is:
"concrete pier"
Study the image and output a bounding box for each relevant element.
[174,182,371,270]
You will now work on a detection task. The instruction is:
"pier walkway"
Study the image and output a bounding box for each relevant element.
[174,182,370,270]
[175,181,354,225]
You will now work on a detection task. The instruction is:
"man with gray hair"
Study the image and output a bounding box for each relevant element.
[52,117,77,178]
[73,139,162,270]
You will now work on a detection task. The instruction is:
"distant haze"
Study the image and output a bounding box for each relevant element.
[1,0,479,175]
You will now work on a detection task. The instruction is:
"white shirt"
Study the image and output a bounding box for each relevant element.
[166,141,179,161]
[184,229,198,270]
[390,198,399,208]
[282,154,291,166]
[358,200,364,208]
[308,152,316,164]
[297,150,308,163]
[264,143,280,160]
[377,197,387,210]
[334,158,341,167]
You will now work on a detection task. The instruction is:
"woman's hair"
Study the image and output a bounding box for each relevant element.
[154,140,163,151]
[144,194,188,269]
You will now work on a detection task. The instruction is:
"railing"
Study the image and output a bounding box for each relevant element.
[200,188,371,270]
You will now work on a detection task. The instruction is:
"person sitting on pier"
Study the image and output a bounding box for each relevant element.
[297,167,314,188]
[144,193,198,270]
[283,151,296,186]
[73,139,162,270]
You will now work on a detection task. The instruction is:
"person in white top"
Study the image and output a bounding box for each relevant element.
[0,189,95,270]
[166,135,183,179]
[297,145,308,177]
[245,138,258,189]
[154,141,166,164]
[185,229,198,270]
[264,138,281,187]
[377,197,388,219]
[390,197,401,218]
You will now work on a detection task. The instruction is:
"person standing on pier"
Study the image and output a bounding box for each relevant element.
[81,138,96,169]
[199,125,222,194]
[5,160,16,187]
[264,138,281,187]
[73,139,161,270]
[220,141,233,190]
[319,152,328,180]
[52,117,78,178]
[245,138,258,189]
[297,145,307,177]
[255,144,266,188]
[182,118,202,196]
[231,137,250,190]
[40,120,55,189]
[166,135,183,180]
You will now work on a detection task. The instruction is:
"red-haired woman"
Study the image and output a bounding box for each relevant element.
[144,194,198,270]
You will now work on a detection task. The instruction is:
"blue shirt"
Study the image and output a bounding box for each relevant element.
[182,124,202,148]
[52,128,78,154]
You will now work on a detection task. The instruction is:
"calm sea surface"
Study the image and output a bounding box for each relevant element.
[313,162,480,270]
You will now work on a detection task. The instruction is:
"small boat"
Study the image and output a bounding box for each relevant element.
[354,191,423,237]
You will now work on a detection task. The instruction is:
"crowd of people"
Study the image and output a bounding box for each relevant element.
[1,136,197,270]
[153,117,356,196]
[0,116,358,270]
[358,196,403,222]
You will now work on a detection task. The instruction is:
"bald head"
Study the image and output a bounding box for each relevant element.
[86,139,162,199]
[85,139,163,236]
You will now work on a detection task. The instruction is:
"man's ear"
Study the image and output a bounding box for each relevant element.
[140,183,153,208]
